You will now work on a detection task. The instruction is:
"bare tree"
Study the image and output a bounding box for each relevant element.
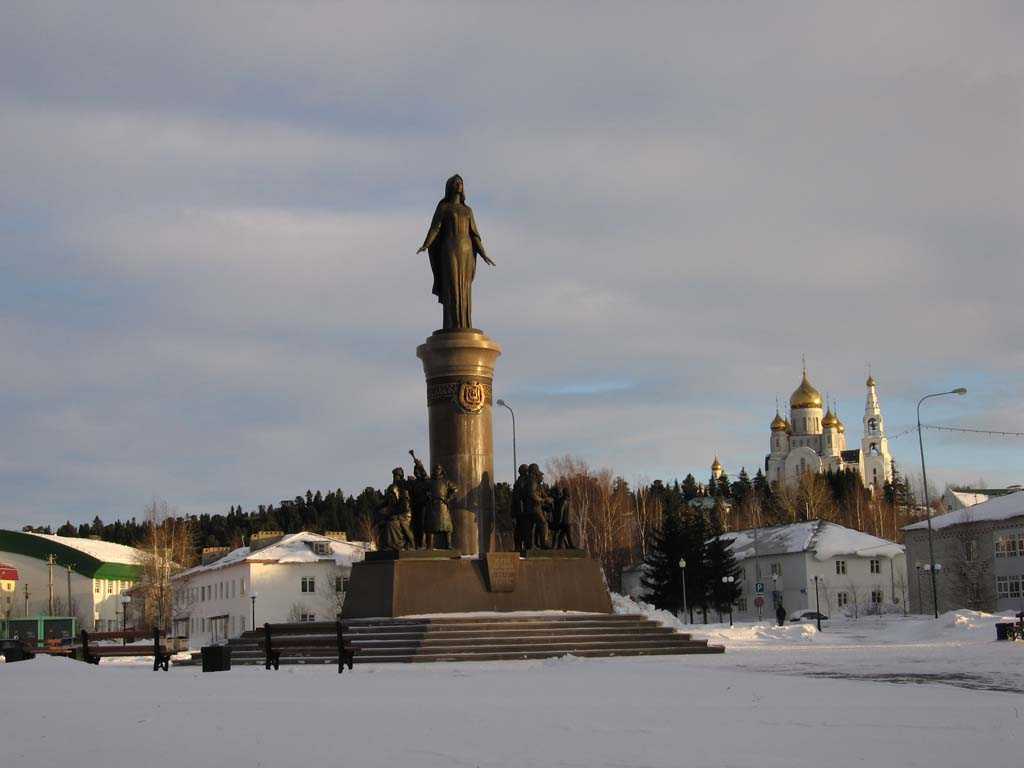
[631,477,664,562]
[946,512,993,611]
[133,499,195,632]
[547,455,634,589]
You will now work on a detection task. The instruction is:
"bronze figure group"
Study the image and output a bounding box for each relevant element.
[511,463,575,552]
[376,451,459,552]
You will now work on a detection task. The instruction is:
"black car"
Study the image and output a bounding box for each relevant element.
[789,610,829,623]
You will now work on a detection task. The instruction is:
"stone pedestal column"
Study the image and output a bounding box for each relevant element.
[416,329,501,557]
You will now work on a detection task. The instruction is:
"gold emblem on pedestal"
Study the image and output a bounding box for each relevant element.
[457,381,485,413]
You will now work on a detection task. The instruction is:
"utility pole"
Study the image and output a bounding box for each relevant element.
[66,565,73,617]
[24,583,30,616]
[47,554,55,615]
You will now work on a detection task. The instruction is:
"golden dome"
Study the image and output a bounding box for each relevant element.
[711,456,722,471]
[789,371,823,410]
[821,409,838,429]
[836,415,846,434]
[866,375,876,388]
[771,412,789,431]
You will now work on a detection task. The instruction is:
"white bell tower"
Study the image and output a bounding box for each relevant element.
[860,374,893,491]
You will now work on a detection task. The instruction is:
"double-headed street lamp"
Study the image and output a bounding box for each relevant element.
[721,576,735,626]
[495,399,517,482]
[917,387,967,618]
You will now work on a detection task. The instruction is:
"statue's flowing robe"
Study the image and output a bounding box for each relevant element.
[424,200,484,330]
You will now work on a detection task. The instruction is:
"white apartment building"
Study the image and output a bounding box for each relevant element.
[171,531,370,647]
[720,520,907,621]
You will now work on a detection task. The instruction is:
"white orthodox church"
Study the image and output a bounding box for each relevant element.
[761,369,894,491]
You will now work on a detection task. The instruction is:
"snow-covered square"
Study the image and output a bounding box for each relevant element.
[3,605,1021,768]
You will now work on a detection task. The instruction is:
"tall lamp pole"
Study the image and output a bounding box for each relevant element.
[678,558,688,624]
[250,592,258,630]
[722,576,735,626]
[495,399,517,481]
[917,387,967,618]
[813,575,822,632]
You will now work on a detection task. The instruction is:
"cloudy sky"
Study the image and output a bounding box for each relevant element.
[2,2,1021,529]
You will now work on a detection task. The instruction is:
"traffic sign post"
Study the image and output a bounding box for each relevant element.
[755,582,765,594]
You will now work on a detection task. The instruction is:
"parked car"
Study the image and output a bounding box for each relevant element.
[789,610,829,623]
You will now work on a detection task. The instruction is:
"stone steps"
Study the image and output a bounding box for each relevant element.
[180,613,723,666]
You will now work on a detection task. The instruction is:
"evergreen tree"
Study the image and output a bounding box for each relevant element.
[681,473,700,502]
[640,509,687,614]
[680,511,710,622]
[705,517,743,620]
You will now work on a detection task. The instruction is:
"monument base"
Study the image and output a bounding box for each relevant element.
[341,554,613,618]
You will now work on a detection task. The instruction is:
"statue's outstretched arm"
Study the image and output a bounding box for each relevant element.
[417,204,443,253]
[468,209,495,266]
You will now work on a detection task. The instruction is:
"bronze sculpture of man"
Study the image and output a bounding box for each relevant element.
[377,467,416,551]
[407,449,431,549]
[425,463,457,549]
[417,174,495,330]
[525,463,552,550]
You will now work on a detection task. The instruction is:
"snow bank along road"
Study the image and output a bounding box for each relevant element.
[2,623,1022,768]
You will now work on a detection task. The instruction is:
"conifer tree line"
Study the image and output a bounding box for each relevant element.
[22,455,918,594]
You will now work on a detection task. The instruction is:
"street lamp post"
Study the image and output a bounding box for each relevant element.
[917,387,967,618]
[495,399,517,481]
[119,594,131,644]
[250,592,258,630]
[813,575,822,632]
[721,576,735,626]
[922,563,943,615]
[678,558,688,624]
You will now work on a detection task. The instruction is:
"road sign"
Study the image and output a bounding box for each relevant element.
[755,582,765,594]
[754,596,765,608]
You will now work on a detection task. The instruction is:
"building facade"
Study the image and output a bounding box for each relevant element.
[171,531,370,648]
[903,491,1024,614]
[720,520,906,621]
[0,529,143,631]
[765,369,894,491]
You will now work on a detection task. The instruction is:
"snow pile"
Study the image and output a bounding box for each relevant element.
[611,592,818,645]
[883,609,1021,643]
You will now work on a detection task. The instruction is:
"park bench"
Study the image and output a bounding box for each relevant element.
[262,619,356,673]
[79,628,173,671]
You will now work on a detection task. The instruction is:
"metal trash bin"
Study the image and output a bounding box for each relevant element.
[201,644,232,672]
[995,622,1015,641]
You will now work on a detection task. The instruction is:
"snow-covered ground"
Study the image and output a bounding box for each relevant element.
[3,602,1023,768]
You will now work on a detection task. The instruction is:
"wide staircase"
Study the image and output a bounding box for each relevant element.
[182,613,723,665]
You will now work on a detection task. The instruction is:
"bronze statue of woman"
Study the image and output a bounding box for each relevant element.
[417,174,495,330]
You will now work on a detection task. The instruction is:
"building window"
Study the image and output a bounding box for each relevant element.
[963,540,977,562]
[335,576,344,593]
[837,592,849,607]
[870,559,880,574]
[240,578,246,596]
[313,542,330,556]
[94,580,101,594]
[301,577,316,593]
[871,590,883,605]
[1010,576,1022,600]
[770,562,782,578]
[996,538,1006,558]
[240,616,246,632]
[299,612,316,623]
[997,576,1009,598]
[107,581,113,594]
[835,560,847,575]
